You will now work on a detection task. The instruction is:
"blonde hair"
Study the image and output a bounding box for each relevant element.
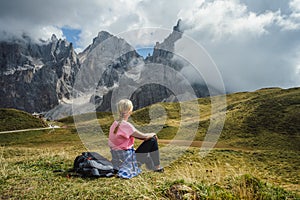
[113,99,133,134]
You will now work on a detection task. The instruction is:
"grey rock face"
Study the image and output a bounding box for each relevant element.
[145,19,183,69]
[0,20,213,118]
[0,35,80,113]
[130,84,175,110]
[90,20,189,112]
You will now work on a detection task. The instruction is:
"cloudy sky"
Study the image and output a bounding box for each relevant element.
[0,0,299,92]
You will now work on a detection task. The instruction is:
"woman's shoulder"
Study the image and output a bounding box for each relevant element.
[111,120,133,128]
[120,120,133,126]
[111,120,118,126]
[120,121,136,130]
[121,120,131,124]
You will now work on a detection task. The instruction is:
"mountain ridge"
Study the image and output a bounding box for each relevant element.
[1,20,226,119]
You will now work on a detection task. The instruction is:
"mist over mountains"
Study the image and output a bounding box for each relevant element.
[0,21,217,119]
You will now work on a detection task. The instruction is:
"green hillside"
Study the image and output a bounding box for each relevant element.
[57,87,300,150]
[0,108,47,132]
[2,87,299,149]
[130,87,300,150]
[1,88,299,199]
[222,87,299,135]
[221,87,300,150]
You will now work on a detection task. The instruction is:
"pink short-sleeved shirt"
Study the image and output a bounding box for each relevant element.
[108,121,137,150]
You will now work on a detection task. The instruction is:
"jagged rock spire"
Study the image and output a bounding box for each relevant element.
[173,19,183,32]
[51,34,58,42]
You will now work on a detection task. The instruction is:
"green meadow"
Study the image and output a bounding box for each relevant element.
[0,87,299,199]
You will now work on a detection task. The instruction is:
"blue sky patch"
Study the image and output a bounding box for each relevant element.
[61,27,81,48]
[136,47,154,58]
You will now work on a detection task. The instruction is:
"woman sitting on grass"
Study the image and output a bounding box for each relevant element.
[108,99,164,179]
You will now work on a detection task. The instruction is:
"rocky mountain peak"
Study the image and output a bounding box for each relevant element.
[79,31,115,60]
[95,31,113,44]
[154,19,183,52]
[173,19,183,32]
[144,19,184,72]
[51,34,58,43]
[0,19,211,119]
[0,32,80,113]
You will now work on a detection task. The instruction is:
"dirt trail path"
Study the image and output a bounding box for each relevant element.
[159,139,228,148]
[0,127,60,134]
[158,139,253,151]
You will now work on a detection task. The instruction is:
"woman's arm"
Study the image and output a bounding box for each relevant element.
[132,131,157,141]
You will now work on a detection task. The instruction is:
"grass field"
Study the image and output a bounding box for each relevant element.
[0,87,299,199]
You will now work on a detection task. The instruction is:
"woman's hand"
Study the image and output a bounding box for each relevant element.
[146,133,157,140]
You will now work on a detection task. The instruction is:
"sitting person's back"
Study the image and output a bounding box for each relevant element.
[108,99,163,179]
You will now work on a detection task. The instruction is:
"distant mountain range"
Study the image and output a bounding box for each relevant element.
[0,20,214,119]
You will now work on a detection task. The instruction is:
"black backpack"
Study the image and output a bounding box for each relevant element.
[73,152,114,178]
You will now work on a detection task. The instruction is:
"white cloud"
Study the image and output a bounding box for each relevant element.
[37,26,64,41]
[0,0,299,92]
[178,0,280,40]
[175,0,300,91]
[290,0,300,11]
[0,17,63,42]
[289,0,300,27]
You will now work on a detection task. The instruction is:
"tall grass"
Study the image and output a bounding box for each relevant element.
[0,138,299,199]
